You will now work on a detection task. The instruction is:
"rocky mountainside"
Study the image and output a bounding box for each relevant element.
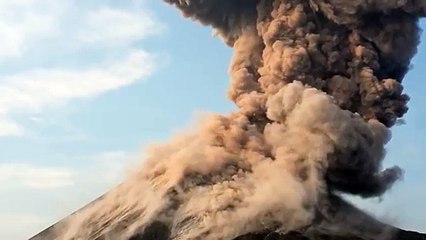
[235,230,426,240]
[30,192,426,240]
[127,222,426,240]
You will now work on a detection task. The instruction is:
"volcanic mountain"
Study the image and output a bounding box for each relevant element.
[31,0,426,239]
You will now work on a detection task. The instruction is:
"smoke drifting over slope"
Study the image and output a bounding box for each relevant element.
[54,1,425,239]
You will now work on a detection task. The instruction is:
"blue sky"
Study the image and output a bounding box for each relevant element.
[0,1,425,239]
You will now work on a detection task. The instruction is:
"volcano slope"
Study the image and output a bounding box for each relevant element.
[29,193,426,240]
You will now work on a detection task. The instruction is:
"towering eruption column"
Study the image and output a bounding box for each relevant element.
[239,0,418,195]
[164,0,426,236]
[43,1,426,240]
[165,0,424,196]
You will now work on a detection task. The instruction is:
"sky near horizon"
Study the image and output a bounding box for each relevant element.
[0,1,425,239]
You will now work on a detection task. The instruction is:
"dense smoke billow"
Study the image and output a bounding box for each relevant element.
[56,1,425,239]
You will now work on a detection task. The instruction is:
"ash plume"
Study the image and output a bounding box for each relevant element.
[52,1,425,239]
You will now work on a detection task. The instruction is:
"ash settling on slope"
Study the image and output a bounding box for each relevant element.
[32,1,426,240]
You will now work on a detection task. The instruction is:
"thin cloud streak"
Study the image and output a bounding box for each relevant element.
[0,163,74,190]
[0,50,156,136]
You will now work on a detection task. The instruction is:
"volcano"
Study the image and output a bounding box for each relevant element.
[30,0,426,239]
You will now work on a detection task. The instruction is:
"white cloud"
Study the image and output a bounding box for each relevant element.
[0,0,162,136]
[0,0,159,59]
[78,7,162,46]
[0,0,64,58]
[0,50,156,136]
[0,51,155,115]
[0,163,74,190]
[0,119,25,136]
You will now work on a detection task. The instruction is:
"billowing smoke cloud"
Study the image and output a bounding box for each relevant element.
[54,0,425,239]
